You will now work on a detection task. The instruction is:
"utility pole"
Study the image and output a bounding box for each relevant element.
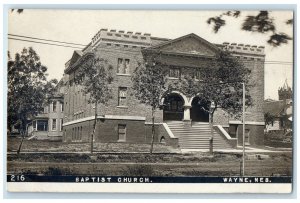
[209,102,215,154]
[242,82,246,176]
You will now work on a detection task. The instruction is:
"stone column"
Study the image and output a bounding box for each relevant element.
[183,105,192,121]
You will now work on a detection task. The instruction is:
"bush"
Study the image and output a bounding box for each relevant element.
[122,164,155,176]
[44,167,72,175]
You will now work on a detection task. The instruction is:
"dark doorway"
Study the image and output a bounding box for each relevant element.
[190,97,209,122]
[163,93,184,121]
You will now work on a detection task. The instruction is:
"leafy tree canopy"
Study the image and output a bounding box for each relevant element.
[264,112,275,126]
[172,51,253,118]
[11,9,24,14]
[75,54,113,105]
[207,11,293,47]
[7,47,58,134]
[131,51,170,110]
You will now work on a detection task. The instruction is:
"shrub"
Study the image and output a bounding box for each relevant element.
[44,167,72,175]
[122,164,155,176]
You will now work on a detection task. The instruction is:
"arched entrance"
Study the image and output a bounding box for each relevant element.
[163,93,184,121]
[190,97,209,122]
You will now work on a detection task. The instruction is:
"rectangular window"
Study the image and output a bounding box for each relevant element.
[72,128,75,141]
[117,58,123,73]
[118,124,126,142]
[118,87,128,106]
[80,127,83,141]
[124,59,130,74]
[195,70,201,80]
[245,129,250,145]
[52,119,57,131]
[60,119,63,131]
[117,58,130,74]
[61,102,64,112]
[53,102,57,112]
[169,68,180,78]
[44,106,48,113]
[37,120,48,131]
[33,120,37,130]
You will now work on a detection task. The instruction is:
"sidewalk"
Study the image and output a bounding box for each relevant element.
[181,147,292,153]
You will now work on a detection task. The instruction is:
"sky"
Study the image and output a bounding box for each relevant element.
[7,10,293,100]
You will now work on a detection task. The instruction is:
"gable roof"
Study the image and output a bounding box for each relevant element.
[64,50,84,74]
[69,50,83,68]
[146,33,221,56]
[263,100,285,117]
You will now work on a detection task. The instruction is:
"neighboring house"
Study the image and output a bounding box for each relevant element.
[27,80,65,141]
[264,80,293,132]
[62,29,266,149]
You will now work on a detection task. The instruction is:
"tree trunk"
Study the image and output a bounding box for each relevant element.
[150,108,155,154]
[17,118,26,155]
[91,102,98,154]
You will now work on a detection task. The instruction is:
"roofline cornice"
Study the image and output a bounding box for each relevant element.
[64,52,95,74]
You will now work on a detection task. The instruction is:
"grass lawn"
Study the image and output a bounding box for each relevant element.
[7,152,292,177]
[6,137,293,177]
[7,137,180,153]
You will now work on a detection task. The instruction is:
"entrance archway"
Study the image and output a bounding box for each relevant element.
[163,93,184,121]
[190,97,209,122]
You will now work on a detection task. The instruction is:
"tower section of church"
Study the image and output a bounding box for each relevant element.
[278,79,292,100]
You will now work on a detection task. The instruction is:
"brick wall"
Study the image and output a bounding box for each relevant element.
[63,31,265,147]
[238,58,265,123]
[63,119,180,146]
[236,124,265,146]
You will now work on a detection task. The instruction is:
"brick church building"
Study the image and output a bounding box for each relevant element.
[62,29,265,150]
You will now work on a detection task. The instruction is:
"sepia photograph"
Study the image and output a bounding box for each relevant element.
[5,8,294,193]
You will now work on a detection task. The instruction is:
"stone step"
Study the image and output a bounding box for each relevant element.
[171,132,221,135]
[166,121,232,150]
[170,131,216,134]
[178,139,228,143]
[168,128,212,131]
[179,141,228,144]
[179,145,230,148]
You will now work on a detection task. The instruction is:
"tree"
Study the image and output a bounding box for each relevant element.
[174,51,253,153]
[75,53,113,154]
[11,9,24,14]
[7,48,57,153]
[131,51,170,154]
[207,11,293,47]
[264,112,275,127]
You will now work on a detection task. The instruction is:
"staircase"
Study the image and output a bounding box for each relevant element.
[166,121,232,150]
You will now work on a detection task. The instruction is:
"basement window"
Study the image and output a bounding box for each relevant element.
[118,124,126,142]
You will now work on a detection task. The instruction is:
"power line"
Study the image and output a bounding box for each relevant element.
[8,34,294,65]
[264,61,293,64]
[8,37,85,49]
[8,34,87,47]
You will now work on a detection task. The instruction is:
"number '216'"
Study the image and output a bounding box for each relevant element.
[10,175,25,182]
